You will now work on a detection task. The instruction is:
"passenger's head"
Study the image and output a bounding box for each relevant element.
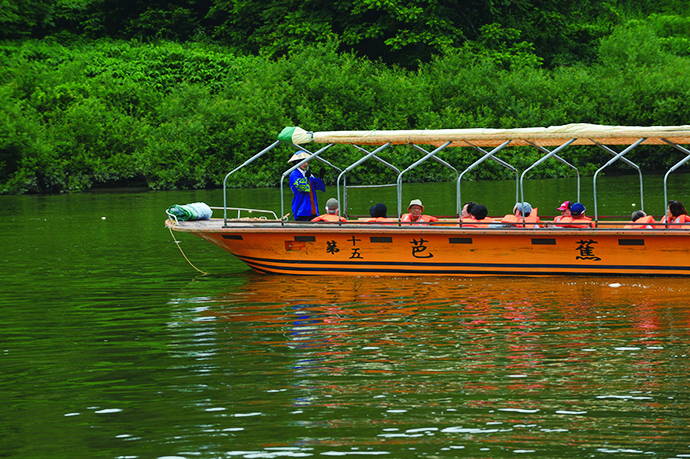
[408,199,424,216]
[326,198,339,214]
[570,202,585,217]
[513,202,532,217]
[471,204,488,220]
[370,203,387,218]
[631,210,646,222]
[668,200,687,218]
[461,201,477,219]
[557,201,571,216]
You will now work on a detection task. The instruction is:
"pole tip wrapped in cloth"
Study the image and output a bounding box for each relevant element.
[278,126,313,145]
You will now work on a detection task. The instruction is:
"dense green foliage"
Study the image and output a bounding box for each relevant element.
[3,0,689,67]
[1,3,690,193]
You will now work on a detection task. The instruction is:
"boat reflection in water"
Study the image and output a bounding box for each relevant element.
[167,274,690,456]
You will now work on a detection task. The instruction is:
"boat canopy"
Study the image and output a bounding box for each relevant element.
[216,123,690,224]
[278,124,690,148]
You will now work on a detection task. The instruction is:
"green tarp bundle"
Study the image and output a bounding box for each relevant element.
[167,202,213,221]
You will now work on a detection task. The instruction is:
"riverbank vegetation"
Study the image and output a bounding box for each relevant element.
[1,1,690,193]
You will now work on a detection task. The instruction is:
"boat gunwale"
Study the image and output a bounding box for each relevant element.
[165,218,690,236]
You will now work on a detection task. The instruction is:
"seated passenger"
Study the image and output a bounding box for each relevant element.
[556,202,594,228]
[623,210,655,229]
[462,204,493,227]
[661,200,690,229]
[554,201,571,224]
[312,198,347,222]
[401,199,439,225]
[501,202,540,228]
[459,201,478,225]
[366,203,395,223]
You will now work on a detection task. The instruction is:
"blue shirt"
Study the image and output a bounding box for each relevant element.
[289,169,325,218]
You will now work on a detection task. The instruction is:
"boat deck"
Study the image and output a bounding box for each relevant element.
[167,217,687,234]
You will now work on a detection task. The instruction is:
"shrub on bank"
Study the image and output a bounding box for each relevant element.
[1,21,690,194]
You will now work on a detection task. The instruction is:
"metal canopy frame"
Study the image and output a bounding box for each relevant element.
[396,142,453,219]
[524,140,581,205]
[592,138,646,221]
[456,141,512,217]
[219,131,690,226]
[662,139,690,217]
[336,143,392,219]
[593,140,645,216]
[222,140,280,226]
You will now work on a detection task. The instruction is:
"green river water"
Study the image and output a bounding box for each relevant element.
[1,174,690,458]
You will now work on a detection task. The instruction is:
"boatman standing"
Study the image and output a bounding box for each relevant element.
[288,151,326,221]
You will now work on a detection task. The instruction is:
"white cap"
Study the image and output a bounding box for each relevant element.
[408,199,424,210]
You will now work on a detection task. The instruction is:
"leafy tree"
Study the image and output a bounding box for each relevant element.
[1,0,56,38]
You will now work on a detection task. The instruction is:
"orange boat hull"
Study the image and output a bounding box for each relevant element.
[168,219,690,276]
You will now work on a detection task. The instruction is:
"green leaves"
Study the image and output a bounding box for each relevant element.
[2,21,690,195]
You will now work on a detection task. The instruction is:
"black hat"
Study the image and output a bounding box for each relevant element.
[369,203,387,218]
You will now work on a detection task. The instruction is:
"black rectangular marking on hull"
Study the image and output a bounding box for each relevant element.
[532,238,556,245]
[619,239,645,246]
[222,235,243,240]
[370,237,393,243]
[294,236,316,242]
[449,238,473,244]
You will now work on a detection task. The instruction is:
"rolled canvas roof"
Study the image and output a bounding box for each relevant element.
[278,124,690,147]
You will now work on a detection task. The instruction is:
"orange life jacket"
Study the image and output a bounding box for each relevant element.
[461,217,494,228]
[500,214,540,228]
[366,217,396,224]
[623,215,656,229]
[664,213,690,229]
[401,213,439,225]
[556,215,594,228]
[312,214,347,222]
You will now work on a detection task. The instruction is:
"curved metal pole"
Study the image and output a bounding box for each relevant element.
[410,144,459,179]
[527,141,581,203]
[279,144,334,224]
[352,144,400,175]
[336,143,392,219]
[662,139,690,219]
[456,141,511,216]
[520,140,576,225]
[223,141,280,226]
[397,142,452,221]
[592,138,646,222]
[594,141,645,212]
[410,144,458,179]
[470,144,519,210]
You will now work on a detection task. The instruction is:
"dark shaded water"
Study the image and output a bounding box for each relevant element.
[2,176,690,458]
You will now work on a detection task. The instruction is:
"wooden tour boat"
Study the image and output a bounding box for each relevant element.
[165,124,690,276]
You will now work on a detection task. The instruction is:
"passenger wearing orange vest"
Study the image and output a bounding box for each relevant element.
[462,204,493,227]
[366,203,395,223]
[459,201,478,225]
[312,198,347,223]
[501,202,540,228]
[661,200,690,229]
[401,199,439,225]
[623,210,655,229]
[556,202,594,228]
[554,200,571,224]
